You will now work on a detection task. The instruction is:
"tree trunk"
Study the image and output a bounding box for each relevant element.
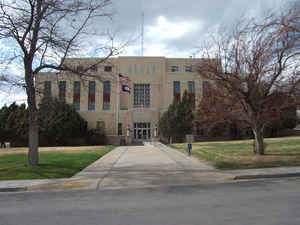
[25,64,39,166]
[28,120,39,166]
[252,126,264,155]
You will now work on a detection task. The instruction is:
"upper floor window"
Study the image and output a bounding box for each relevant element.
[59,81,66,101]
[104,66,112,72]
[134,64,138,74]
[73,81,80,111]
[146,64,150,73]
[133,84,150,108]
[90,65,97,72]
[202,80,209,96]
[44,81,51,98]
[171,66,179,72]
[103,81,111,110]
[185,66,192,72]
[88,81,96,111]
[188,81,195,109]
[199,66,205,73]
[77,65,84,73]
[140,64,145,74]
[152,64,156,73]
[173,81,180,103]
[188,81,195,94]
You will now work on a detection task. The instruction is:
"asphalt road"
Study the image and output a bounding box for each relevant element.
[1,178,300,225]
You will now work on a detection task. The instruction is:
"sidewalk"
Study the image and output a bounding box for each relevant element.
[1,143,300,192]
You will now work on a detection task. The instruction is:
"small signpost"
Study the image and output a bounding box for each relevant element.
[186,134,194,156]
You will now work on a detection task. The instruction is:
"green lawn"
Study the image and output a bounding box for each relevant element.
[0,146,115,181]
[171,136,300,170]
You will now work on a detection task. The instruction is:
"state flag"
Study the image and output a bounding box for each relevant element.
[121,84,131,94]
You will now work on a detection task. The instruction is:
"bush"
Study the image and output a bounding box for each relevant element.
[38,97,88,146]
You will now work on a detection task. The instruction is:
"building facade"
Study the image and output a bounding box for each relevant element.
[36,56,209,144]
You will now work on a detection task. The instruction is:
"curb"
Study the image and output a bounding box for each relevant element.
[227,172,300,180]
[0,187,28,192]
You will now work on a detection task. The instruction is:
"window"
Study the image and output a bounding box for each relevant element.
[59,81,66,101]
[90,65,97,72]
[188,81,195,109]
[202,80,209,96]
[199,66,205,73]
[188,81,195,93]
[118,123,122,136]
[171,66,179,72]
[146,64,150,73]
[140,64,144,74]
[173,81,180,103]
[44,81,51,98]
[77,65,84,72]
[104,66,112,72]
[133,84,150,108]
[128,64,132,74]
[185,66,192,72]
[103,81,110,110]
[88,81,96,111]
[134,64,138,74]
[73,81,80,111]
[152,64,156,73]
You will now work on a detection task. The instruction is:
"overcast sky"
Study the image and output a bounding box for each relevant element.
[0,0,288,106]
[111,0,284,57]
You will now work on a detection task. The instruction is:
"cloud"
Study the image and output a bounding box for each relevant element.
[110,0,284,57]
[147,16,199,40]
[0,89,26,107]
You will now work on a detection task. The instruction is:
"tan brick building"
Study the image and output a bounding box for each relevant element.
[36,56,209,144]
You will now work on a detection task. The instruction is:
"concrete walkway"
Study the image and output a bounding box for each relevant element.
[73,145,224,190]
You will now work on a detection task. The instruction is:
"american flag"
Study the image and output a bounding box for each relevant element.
[119,73,130,83]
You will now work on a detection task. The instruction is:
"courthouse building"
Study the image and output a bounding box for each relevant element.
[36,56,210,144]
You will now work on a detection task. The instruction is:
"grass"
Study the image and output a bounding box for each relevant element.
[0,145,115,181]
[170,136,300,170]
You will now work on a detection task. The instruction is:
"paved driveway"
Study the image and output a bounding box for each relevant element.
[74,144,226,190]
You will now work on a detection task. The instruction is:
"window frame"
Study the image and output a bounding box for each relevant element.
[103,80,111,110]
[88,81,96,111]
[185,66,192,72]
[104,66,112,72]
[171,66,179,72]
[73,81,81,111]
[133,83,151,108]
[90,65,97,72]
[44,81,51,98]
[59,81,66,101]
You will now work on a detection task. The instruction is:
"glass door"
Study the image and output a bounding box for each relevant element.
[134,123,151,140]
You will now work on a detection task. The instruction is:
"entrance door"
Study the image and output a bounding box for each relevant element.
[134,123,151,140]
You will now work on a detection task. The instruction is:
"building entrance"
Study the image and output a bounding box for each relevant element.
[134,123,151,140]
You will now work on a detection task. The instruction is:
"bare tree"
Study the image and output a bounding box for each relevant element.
[196,4,300,155]
[0,0,121,166]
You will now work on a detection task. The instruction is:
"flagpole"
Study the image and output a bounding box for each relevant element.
[116,70,120,136]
